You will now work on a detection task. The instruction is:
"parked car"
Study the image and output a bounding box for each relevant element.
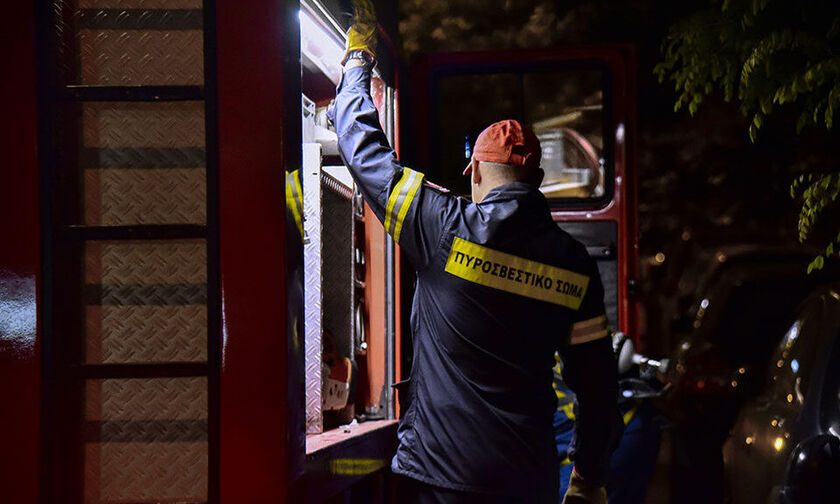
[660,247,839,504]
[723,286,840,504]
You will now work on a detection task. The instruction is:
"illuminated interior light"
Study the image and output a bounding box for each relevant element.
[745,436,754,445]
[786,393,793,403]
[790,359,799,373]
[700,298,709,309]
[654,252,666,264]
[299,6,346,85]
[774,437,784,451]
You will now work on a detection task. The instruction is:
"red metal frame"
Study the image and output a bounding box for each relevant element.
[0,1,41,502]
[411,47,639,340]
[215,0,299,501]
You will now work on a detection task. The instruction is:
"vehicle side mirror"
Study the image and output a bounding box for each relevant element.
[776,434,840,503]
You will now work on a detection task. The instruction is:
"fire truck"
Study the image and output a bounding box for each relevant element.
[1,0,636,502]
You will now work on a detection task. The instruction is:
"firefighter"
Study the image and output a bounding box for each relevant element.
[329,2,621,502]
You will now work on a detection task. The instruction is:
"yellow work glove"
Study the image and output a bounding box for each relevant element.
[342,0,377,65]
[562,468,608,504]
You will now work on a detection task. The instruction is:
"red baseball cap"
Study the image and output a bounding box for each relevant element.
[463,119,542,175]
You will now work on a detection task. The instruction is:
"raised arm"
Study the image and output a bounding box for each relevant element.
[330,60,458,269]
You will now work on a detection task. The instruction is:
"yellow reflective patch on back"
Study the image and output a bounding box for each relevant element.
[444,237,589,309]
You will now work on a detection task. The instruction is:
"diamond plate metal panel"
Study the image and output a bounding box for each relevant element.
[84,283,207,305]
[76,9,203,30]
[81,147,206,168]
[82,336,207,504]
[321,184,354,362]
[80,102,206,225]
[85,168,206,225]
[85,240,206,284]
[85,419,208,442]
[303,143,357,434]
[85,442,207,503]
[84,240,206,362]
[75,8,203,86]
[303,143,324,434]
[86,377,207,421]
[79,0,202,8]
[82,102,205,148]
[85,305,206,364]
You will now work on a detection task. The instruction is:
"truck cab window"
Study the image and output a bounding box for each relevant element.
[434,68,611,207]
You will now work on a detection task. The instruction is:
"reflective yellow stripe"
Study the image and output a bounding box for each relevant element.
[329,458,386,476]
[623,405,638,425]
[383,171,410,234]
[286,171,304,238]
[570,315,608,345]
[559,401,576,421]
[552,381,576,420]
[573,314,607,330]
[392,170,424,242]
[384,168,424,242]
[560,457,572,466]
[444,237,590,309]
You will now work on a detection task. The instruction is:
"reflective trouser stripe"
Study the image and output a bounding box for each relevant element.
[623,404,638,425]
[553,383,577,421]
[384,168,424,243]
[286,170,304,238]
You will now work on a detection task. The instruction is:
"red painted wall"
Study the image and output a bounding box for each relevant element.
[0,1,40,502]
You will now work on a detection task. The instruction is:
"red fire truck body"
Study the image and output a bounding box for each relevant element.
[0,1,636,502]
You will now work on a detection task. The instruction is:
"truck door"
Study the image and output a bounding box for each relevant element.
[406,48,639,344]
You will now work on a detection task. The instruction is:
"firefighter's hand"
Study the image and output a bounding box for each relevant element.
[562,468,607,504]
[342,0,377,65]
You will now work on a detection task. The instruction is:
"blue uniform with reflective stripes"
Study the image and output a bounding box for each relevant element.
[333,63,621,499]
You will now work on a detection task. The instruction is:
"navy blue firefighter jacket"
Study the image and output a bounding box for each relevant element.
[331,62,621,499]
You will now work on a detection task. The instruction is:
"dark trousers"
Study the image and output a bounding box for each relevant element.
[398,476,555,504]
